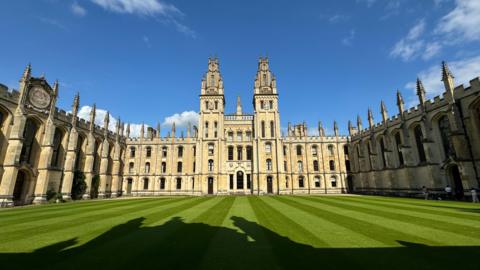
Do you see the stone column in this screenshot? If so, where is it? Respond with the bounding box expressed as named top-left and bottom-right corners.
top-left (98, 139), bottom-right (110, 198)
top-left (82, 133), bottom-right (96, 199)
top-left (61, 128), bottom-right (78, 200)
top-left (110, 142), bottom-right (122, 198)
top-left (33, 118), bottom-right (56, 204)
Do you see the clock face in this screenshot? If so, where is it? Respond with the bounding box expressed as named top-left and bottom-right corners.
top-left (28, 86), bottom-right (51, 109)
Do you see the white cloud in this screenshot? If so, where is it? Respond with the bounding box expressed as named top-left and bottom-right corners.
top-left (422, 42), bottom-right (442, 60)
top-left (356, 0), bottom-right (376, 8)
top-left (341, 29), bottom-right (355, 46)
top-left (142, 35), bottom-right (151, 48)
top-left (91, 0), bottom-right (182, 17)
top-left (161, 110), bottom-right (199, 129)
top-left (435, 0), bottom-right (480, 42)
top-left (328, 14), bottom-right (349, 24)
top-left (390, 19), bottom-right (427, 61)
top-left (71, 1), bottom-right (87, 17)
top-left (38, 17), bottom-right (68, 30)
top-left (405, 56), bottom-right (480, 104)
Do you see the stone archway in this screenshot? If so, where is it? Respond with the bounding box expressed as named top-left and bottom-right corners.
top-left (13, 170), bottom-right (30, 206)
top-left (448, 165), bottom-right (464, 200)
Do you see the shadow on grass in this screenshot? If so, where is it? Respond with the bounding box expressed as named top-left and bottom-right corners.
top-left (1, 216), bottom-right (479, 270)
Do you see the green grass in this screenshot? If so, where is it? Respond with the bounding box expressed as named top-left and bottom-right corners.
top-left (0, 195), bottom-right (479, 270)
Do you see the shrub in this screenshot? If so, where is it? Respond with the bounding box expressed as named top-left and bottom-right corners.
top-left (71, 171), bottom-right (87, 200)
top-left (90, 174), bottom-right (100, 199)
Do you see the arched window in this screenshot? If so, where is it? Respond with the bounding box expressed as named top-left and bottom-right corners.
top-left (329, 160), bottom-right (335, 171)
top-left (265, 142), bottom-right (272, 153)
top-left (162, 147), bottom-right (167, 157)
top-left (236, 131), bottom-right (242, 141)
top-left (227, 131), bottom-right (233, 141)
top-left (314, 176), bottom-right (321, 188)
top-left (210, 74), bottom-right (214, 86)
top-left (204, 121), bottom-right (209, 138)
top-left (177, 161), bottom-right (183, 172)
top-left (214, 121), bottom-right (218, 138)
top-left (312, 145), bottom-right (318, 156)
top-left (160, 178), bottom-right (166, 189)
top-left (237, 146), bottom-right (243, 160)
top-left (299, 176), bottom-right (305, 188)
top-left (208, 143), bottom-right (214, 156)
top-left (328, 145), bottom-right (335, 156)
top-left (394, 133), bottom-right (404, 166)
top-left (228, 146), bottom-right (234, 161)
top-left (313, 160), bottom-right (319, 171)
top-left (297, 161), bottom-right (303, 172)
top-left (246, 131), bottom-right (252, 141)
top-left (178, 146), bottom-right (183, 158)
top-left (246, 146), bottom-right (253, 161)
top-left (161, 162), bottom-right (166, 173)
top-left (208, 159), bottom-right (214, 172)
top-left (270, 121), bottom-right (274, 137)
top-left (51, 128), bottom-right (64, 168)
top-left (286, 176), bottom-right (289, 188)
top-left (261, 121), bottom-right (265, 138)
top-left (260, 101), bottom-right (264, 109)
top-left (146, 146), bottom-right (151, 157)
top-left (438, 115), bottom-right (454, 158)
top-left (129, 162), bottom-right (134, 173)
top-left (266, 159), bottom-right (272, 171)
top-left (330, 176), bottom-right (337, 187)
top-left (193, 146), bottom-right (196, 156)
top-left (176, 178), bottom-right (182, 190)
top-left (296, 145), bottom-right (302, 155)
top-left (379, 138), bottom-right (387, 168)
top-left (414, 125), bottom-right (426, 163)
top-left (214, 101), bottom-right (218, 110)
top-left (145, 162), bottom-right (150, 173)
top-left (283, 146), bottom-right (287, 156)
top-left (343, 145), bottom-right (349, 155)
top-left (143, 178), bottom-right (149, 190)
top-left (74, 135), bottom-right (85, 171)
top-left (284, 160), bottom-right (288, 171)
top-left (269, 100), bottom-right (273, 110)
top-left (130, 147), bottom-right (136, 158)
top-left (20, 118), bottom-right (38, 165)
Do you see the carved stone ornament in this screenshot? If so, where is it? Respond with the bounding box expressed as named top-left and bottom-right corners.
top-left (28, 86), bottom-right (51, 110)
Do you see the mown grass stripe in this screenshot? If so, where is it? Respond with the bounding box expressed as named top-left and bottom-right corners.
top-left (312, 196), bottom-right (480, 240)
top-left (280, 196), bottom-right (440, 246)
top-left (0, 197), bottom-right (189, 248)
top-left (265, 196), bottom-right (384, 247)
top-left (0, 198), bottom-right (161, 226)
top-left (0, 197), bottom-right (178, 237)
top-left (295, 196), bottom-right (480, 246)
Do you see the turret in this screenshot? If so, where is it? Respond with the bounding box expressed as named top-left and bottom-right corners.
top-left (236, 96), bottom-right (242, 115)
top-left (442, 61), bottom-right (455, 103)
top-left (333, 121), bottom-right (339, 137)
top-left (368, 108), bottom-right (374, 129)
top-left (380, 100), bottom-right (388, 124)
top-left (201, 57), bottom-right (224, 95)
top-left (396, 90), bottom-right (404, 115)
top-left (357, 115), bottom-right (363, 132)
top-left (416, 78), bottom-right (426, 106)
top-left (157, 122), bottom-right (161, 138)
top-left (89, 104), bottom-right (96, 132)
top-left (254, 57), bottom-right (277, 95)
top-left (140, 122), bottom-right (144, 139)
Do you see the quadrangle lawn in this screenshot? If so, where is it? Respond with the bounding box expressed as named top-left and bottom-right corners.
top-left (0, 195), bottom-right (479, 270)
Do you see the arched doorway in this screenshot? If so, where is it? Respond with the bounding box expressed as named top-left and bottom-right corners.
top-left (208, 177), bottom-right (214, 195)
top-left (13, 170), bottom-right (29, 205)
top-left (236, 171), bottom-right (244, 190)
top-left (266, 176), bottom-right (273, 194)
top-left (347, 175), bottom-right (354, 193)
top-left (449, 165), bottom-right (464, 199)
top-left (126, 178), bottom-right (133, 195)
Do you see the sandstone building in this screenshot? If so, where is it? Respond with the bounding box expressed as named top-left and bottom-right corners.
top-left (0, 58), bottom-right (349, 207)
top-left (347, 62), bottom-right (480, 199)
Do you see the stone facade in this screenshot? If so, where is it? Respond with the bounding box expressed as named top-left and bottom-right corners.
top-left (347, 62), bottom-right (480, 199)
top-left (0, 58), bottom-right (349, 207)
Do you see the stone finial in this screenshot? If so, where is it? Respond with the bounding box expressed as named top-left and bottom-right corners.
top-left (396, 90), bottom-right (404, 114)
top-left (441, 61), bottom-right (455, 101)
top-left (368, 108), bottom-right (374, 129)
top-left (49, 80), bottom-right (59, 117)
top-left (72, 92), bottom-right (80, 126)
top-left (120, 122), bottom-right (125, 137)
top-left (416, 78), bottom-right (426, 105)
top-left (126, 123), bottom-right (130, 138)
top-left (103, 111), bottom-right (110, 136)
top-left (157, 122), bottom-right (161, 138)
top-left (442, 61), bottom-right (454, 82)
top-left (348, 120), bottom-right (354, 136)
top-left (380, 100), bottom-right (388, 123)
top-left (236, 96), bottom-right (242, 115)
top-left (187, 122), bottom-right (191, 137)
top-left (140, 122), bottom-right (145, 138)
top-left (89, 104), bottom-right (96, 131)
top-left (357, 115), bottom-right (363, 131)
top-left (20, 63), bottom-right (31, 82)
top-left (318, 121), bottom-right (325, 137)
top-left (333, 120), bottom-right (339, 136)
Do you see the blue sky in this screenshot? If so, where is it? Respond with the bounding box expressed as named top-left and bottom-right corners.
top-left (1, 0), bottom-right (480, 136)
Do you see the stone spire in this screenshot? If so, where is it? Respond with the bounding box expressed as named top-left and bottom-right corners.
top-left (20, 63), bottom-right (31, 83)
top-left (396, 90), bottom-right (404, 115)
top-left (254, 57), bottom-right (277, 94)
top-left (442, 61), bottom-right (455, 102)
top-left (120, 122), bottom-right (125, 137)
top-left (49, 80), bottom-right (59, 117)
top-left (103, 111), bottom-right (110, 136)
top-left (157, 122), bottom-right (161, 138)
top-left (115, 117), bottom-right (121, 141)
top-left (71, 92), bottom-right (80, 126)
top-left (357, 115), bottom-right (363, 131)
top-left (380, 101), bottom-right (388, 123)
top-left (416, 78), bottom-right (426, 106)
top-left (187, 122), bottom-right (192, 137)
top-left (140, 122), bottom-right (144, 139)
top-left (348, 120), bottom-right (354, 136)
top-left (201, 57), bottom-right (224, 95)
top-left (236, 96), bottom-right (242, 115)
top-left (171, 122), bottom-right (176, 138)
top-left (126, 123), bottom-right (130, 138)
top-left (318, 121), bottom-right (325, 137)
top-left (368, 108), bottom-right (374, 129)
top-left (333, 121), bottom-right (339, 136)
top-left (89, 104), bottom-right (96, 132)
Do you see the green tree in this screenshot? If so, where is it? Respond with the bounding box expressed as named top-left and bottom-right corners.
top-left (71, 171), bottom-right (87, 200)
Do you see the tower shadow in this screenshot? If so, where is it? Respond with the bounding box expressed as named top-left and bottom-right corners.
top-left (0, 216), bottom-right (479, 270)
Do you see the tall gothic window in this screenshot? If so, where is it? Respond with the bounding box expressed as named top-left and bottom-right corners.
top-left (379, 138), bottom-right (387, 168)
top-left (328, 145), bottom-right (335, 156)
top-left (312, 145), bottom-right (318, 156)
top-left (299, 176), bottom-right (305, 188)
top-left (414, 125), bottom-right (426, 163)
top-left (204, 121), bottom-right (209, 138)
top-left (314, 176), bottom-right (321, 188)
top-left (270, 121), bottom-right (274, 137)
top-left (266, 159), bottom-right (272, 171)
top-left (297, 161), bottom-right (303, 172)
top-left (214, 121), bottom-right (218, 138)
top-left (214, 101), bottom-right (218, 110)
top-left (129, 162), bottom-right (134, 173)
top-left (246, 146), bottom-right (252, 161)
top-left (160, 178), bottom-right (165, 189)
top-left (394, 133), bottom-right (404, 166)
top-left (177, 161), bottom-right (182, 173)
top-left (176, 178), bottom-right (182, 190)
top-left (313, 160), bottom-right (319, 171)
top-left (162, 147), bottom-right (167, 157)
top-left (178, 146), bottom-right (183, 158)
top-left (228, 146), bottom-right (234, 161)
top-left (51, 128), bottom-right (63, 168)
top-left (438, 115), bottom-right (454, 158)
top-left (145, 162), bottom-right (150, 173)
top-left (261, 121), bottom-right (265, 138)
top-left (265, 142), bottom-right (272, 153)
top-left (146, 146), bottom-right (152, 158)
top-left (20, 118), bottom-right (38, 165)
top-left (296, 145), bottom-right (302, 155)
top-left (143, 178), bottom-right (149, 190)
top-left (208, 143), bottom-right (214, 155)
top-left (329, 160), bottom-right (335, 171)
top-left (208, 159), bottom-right (214, 172)
top-left (161, 162), bottom-right (166, 173)
top-left (130, 147), bottom-right (136, 158)
top-left (330, 176), bottom-right (337, 187)
top-left (237, 146), bottom-right (243, 160)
